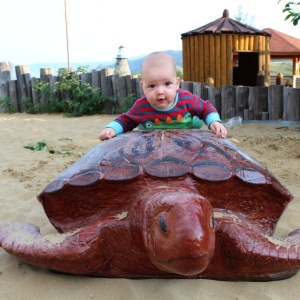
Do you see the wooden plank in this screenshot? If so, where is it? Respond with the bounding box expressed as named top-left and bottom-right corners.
top-left (194, 36), bottom-right (200, 82)
top-left (0, 60), bottom-right (12, 112)
top-left (244, 36), bottom-right (249, 51)
top-left (233, 35), bottom-right (238, 51)
top-left (40, 68), bottom-right (54, 79)
top-left (100, 69), bottom-right (114, 96)
top-left (226, 35), bottom-right (233, 85)
top-left (125, 75), bottom-right (133, 95)
top-left (182, 38), bottom-right (188, 80)
top-left (235, 86), bottom-right (249, 118)
top-left (209, 35), bottom-right (215, 81)
top-left (91, 69), bottom-right (101, 90)
top-left (184, 38), bottom-right (191, 81)
top-left (0, 69), bottom-right (10, 100)
top-left (248, 86), bottom-right (268, 119)
top-left (254, 36), bottom-right (259, 51)
top-left (265, 36), bottom-right (271, 85)
top-left (215, 35), bottom-right (221, 88)
top-left (181, 81), bottom-right (193, 92)
top-left (207, 87), bottom-right (221, 114)
top-left (221, 85), bottom-right (235, 120)
top-left (134, 77), bottom-right (142, 99)
top-left (249, 36), bottom-right (254, 51)
top-left (31, 77), bottom-right (40, 106)
top-left (268, 85), bottom-right (283, 120)
top-left (15, 65), bottom-right (30, 109)
top-left (192, 82), bottom-right (204, 98)
top-left (283, 87), bottom-right (300, 121)
top-left (204, 35), bottom-right (210, 81)
top-left (190, 36), bottom-right (196, 80)
top-left (0, 62), bottom-right (11, 101)
top-left (220, 35), bottom-right (227, 87)
top-left (113, 75), bottom-right (127, 111)
top-left (8, 80), bottom-right (19, 112)
top-left (199, 36), bottom-right (205, 82)
top-left (239, 35), bottom-right (245, 50)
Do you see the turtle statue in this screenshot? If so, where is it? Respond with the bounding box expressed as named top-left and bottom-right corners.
top-left (0, 129), bottom-right (299, 281)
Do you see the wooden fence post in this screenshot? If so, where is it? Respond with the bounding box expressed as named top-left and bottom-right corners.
top-left (207, 87), bottom-right (221, 115)
top-left (192, 82), bottom-right (204, 98)
top-left (221, 86), bottom-right (235, 120)
top-left (276, 73), bottom-right (283, 85)
top-left (112, 74), bottom-right (127, 111)
top-left (0, 61), bottom-right (12, 112)
top-left (39, 68), bottom-right (54, 106)
top-left (15, 65), bottom-right (31, 111)
top-left (235, 86), bottom-right (249, 118)
top-left (248, 87), bottom-right (268, 120)
top-left (283, 87), bottom-right (300, 121)
top-left (268, 85), bottom-right (283, 120)
top-left (180, 81), bottom-right (193, 92)
top-left (8, 80), bottom-right (19, 112)
top-left (91, 69), bottom-right (101, 90)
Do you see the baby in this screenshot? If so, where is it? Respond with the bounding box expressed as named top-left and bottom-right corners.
top-left (99, 52), bottom-right (227, 141)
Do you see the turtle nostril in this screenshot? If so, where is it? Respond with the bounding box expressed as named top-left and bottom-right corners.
top-left (159, 216), bottom-right (168, 233)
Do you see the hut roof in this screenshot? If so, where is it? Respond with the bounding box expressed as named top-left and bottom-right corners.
top-left (181, 9), bottom-right (271, 37)
top-left (264, 28), bottom-right (300, 55)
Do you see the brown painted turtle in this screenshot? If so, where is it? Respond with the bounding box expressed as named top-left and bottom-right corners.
top-left (0, 129), bottom-right (299, 281)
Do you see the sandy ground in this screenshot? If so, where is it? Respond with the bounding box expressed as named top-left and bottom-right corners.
top-left (0, 113), bottom-right (299, 300)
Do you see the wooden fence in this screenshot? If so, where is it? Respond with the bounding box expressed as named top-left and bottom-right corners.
top-left (0, 64), bottom-right (299, 121)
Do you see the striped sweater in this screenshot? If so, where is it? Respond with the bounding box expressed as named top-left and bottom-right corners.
top-left (106, 88), bottom-right (222, 135)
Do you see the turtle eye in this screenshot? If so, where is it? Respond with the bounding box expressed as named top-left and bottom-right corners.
top-left (145, 122), bottom-right (153, 128)
top-left (210, 216), bottom-right (215, 229)
top-left (159, 216), bottom-right (168, 233)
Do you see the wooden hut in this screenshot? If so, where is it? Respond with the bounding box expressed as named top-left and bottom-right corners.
top-left (181, 9), bottom-right (271, 87)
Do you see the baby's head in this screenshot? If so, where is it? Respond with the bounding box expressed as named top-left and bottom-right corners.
top-left (140, 52), bottom-right (180, 110)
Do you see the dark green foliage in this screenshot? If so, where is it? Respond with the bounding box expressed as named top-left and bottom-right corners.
top-left (24, 140), bottom-right (75, 156)
top-left (119, 94), bottom-right (137, 113)
top-left (0, 97), bottom-right (16, 113)
top-left (31, 66), bottom-right (106, 117)
top-left (281, 1), bottom-right (300, 25)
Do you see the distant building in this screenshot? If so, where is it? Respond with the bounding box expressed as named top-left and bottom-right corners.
top-left (264, 28), bottom-right (300, 76)
top-left (114, 46), bottom-right (131, 76)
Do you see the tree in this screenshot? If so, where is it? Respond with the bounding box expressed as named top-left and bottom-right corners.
top-left (234, 5), bottom-right (255, 26)
top-left (278, 1), bottom-right (300, 25)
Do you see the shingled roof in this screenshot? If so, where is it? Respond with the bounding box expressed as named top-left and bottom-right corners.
top-left (264, 28), bottom-right (300, 56)
top-left (181, 9), bottom-right (271, 37)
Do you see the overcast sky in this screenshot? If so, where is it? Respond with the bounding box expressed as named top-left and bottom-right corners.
top-left (1, 0), bottom-right (299, 66)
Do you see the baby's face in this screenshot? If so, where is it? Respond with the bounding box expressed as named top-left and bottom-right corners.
top-left (141, 65), bottom-right (180, 110)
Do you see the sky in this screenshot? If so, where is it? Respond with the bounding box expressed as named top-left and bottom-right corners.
top-left (1, 0), bottom-right (299, 67)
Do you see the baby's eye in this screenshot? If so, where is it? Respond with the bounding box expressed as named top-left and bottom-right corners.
top-left (149, 84), bottom-right (155, 88)
top-left (165, 82), bottom-right (171, 86)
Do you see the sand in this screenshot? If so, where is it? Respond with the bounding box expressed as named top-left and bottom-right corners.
top-left (0, 113), bottom-right (299, 300)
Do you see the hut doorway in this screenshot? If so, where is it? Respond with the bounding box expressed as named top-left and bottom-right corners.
top-left (233, 52), bottom-right (259, 86)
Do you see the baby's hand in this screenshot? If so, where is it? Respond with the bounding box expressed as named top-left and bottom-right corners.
top-left (210, 121), bottom-right (227, 139)
top-left (98, 128), bottom-right (116, 141)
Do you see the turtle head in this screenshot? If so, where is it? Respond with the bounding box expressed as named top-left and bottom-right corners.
top-left (142, 190), bottom-right (215, 276)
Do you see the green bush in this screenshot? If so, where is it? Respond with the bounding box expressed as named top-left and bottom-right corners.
top-left (0, 97), bottom-right (17, 113)
top-left (32, 66), bottom-right (104, 117)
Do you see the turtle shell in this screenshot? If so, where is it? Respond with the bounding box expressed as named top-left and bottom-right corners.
top-left (37, 130), bottom-right (293, 235)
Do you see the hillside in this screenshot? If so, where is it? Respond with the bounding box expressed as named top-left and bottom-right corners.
top-left (96, 50), bottom-right (183, 74)
top-left (19, 51), bottom-right (294, 78)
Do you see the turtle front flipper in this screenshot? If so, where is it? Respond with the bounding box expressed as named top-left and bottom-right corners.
top-left (0, 222), bottom-right (109, 275)
top-left (206, 211), bottom-right (300, 281)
